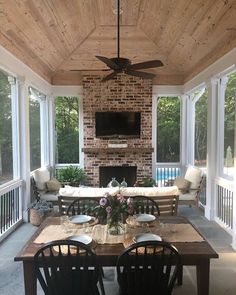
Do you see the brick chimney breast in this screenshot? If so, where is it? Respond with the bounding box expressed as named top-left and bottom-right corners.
top-left (82, 73), bottom-right (153, 187)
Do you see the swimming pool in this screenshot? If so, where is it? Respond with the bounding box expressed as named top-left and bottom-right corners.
top-left (156, 168), bottom-right (180, 181)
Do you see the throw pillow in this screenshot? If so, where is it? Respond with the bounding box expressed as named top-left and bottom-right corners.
top-left (46, 178), bottom-right (61, 192)
top-left (173, 177), bottom-right (191, 194)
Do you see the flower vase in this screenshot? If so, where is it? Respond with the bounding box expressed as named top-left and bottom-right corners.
top-left (107, 214), bottom-right (125, 235)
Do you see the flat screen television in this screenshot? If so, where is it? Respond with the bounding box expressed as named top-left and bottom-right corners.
top-left (95, 111), bottom-right (141, 138)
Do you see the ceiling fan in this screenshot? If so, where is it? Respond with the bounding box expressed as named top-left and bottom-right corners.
top-left (96, 0), bottom-right (164, 81)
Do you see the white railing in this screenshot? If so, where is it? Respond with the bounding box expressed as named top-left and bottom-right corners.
top-left (215, 177), bottom-right (234, 231)
top-left (155, 163), bottom-right (182, 187)
top-left (0, 179), bottom-right (23, 241)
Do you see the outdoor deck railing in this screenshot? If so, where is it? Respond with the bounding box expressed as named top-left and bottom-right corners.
top-left (215, 177), bottom-right (234, 230)
top-left (0, 180), bottom-right (23, 240)
top-left (156, 164), bottom-right (181, 187)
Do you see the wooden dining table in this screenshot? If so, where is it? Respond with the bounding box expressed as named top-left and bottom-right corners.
top-left (14, 215), bottom-right (218, 295)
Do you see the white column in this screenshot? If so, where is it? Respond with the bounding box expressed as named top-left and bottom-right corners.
top-left (47, 95), bottom-right (55, 169)
top-left (185, 94), bottom-right (195, 168)
top-left (151, 94), bottom-right (157, 179)
top-left (40, 95), bottom-right (48, 167)
top-left (180, 94), bottom-right (188, 174)
top-left (216, 76), bottom-right (228, 176)
top-left (232, 80), bottom-right (236, 250)
top-left (79, 95), bottom-right (84, 168)
top-left (205, 78), bottom-right (218, 220)
top-left (17, 77), bottom-right (31, 221)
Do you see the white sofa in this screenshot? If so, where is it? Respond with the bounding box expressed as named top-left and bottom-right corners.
top-left (59, 185), bottom-right (179, 198)
top-left (59, 185), bottom-right (180, 215)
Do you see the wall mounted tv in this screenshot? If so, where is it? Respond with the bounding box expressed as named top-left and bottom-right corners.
top-left (95, 111), bottom-right (141, 138)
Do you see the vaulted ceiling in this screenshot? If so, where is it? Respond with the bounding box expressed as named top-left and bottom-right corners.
top-left (0, 0), bottom-right (236, 85)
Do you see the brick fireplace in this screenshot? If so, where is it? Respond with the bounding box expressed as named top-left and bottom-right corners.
top-left (82, 74), bottom-right (153, 187)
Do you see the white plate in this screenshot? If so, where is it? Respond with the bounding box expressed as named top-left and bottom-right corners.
top-left (67, 234), bottom-right (92, 245)
top-left (133, 233), bottom-right (162, 243)
top-left (68, 215), bottom-right (92, 224)
top-left (135, 214), bottom-right (156, 223)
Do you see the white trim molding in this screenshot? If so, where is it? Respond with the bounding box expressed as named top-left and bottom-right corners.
top-left (184, 47), bottom-right (236, 93)
top-left (152, 85), bottom-right (183, 96)
top-left (52, 85), bottom-right (83, 97)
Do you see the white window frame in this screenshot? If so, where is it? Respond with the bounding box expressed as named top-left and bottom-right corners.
top-left (190, 86), bottom-right (207, 167)
top-left (152, 86), bottom-right (183, 181)
top-left (155, 95), bottom-right (182, 164)
top-left (28, 86), bottom-right (48, 171)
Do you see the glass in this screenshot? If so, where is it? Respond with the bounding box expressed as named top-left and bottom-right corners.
top-left (0, 70), bottom-right (13, 185)
top-left (55, 96), bottom-right (79, 164)
top-left (223, 72), bottom-right (235, 178)
top-left (156, 96), bottom-right (180, 162)
top-left (29, 88), bottom-right (41, 171)
top-left (194, 88), bottom-right (208, 168)
top-left (107, 213), bottom-right (125, 235)
top-left (120, 178), bottom-right (127, 187)
top-left (107, 177), bottom-right (120, 187)
top-left (60, 215), bottom-right (72, 234)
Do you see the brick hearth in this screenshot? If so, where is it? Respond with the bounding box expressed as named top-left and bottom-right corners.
top-left (82, 74), bottom-right (153, 186)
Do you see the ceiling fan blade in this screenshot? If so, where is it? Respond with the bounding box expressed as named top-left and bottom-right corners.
top-left (102, 71), bottom-right (118, 82)
top-left (96, 56), bottom-right (120, 70)
top-left (70, 69), bottom-right (111, 72)
top-left (125, 69), bottom-right (155, 79)
top-left (128, 60), bottom-right (164, 70)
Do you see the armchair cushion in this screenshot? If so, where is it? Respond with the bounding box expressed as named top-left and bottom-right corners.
top-left (179, 190), bottom-right (198, 201)
top-left (33, 168), bottom-right (50, 191)
top-left (184, 166), bottom-right (203, 190)
top-left (46, 178), bottom-right (61, 192)
top-left (173, 177), bottom-right (191, 194)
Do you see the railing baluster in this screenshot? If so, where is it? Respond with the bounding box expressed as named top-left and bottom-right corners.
top-left (216, 182), bottom-right (234, 229)
top-left (0, 183), bottom-right (22, 239)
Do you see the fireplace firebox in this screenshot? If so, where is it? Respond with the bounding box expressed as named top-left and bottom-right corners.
top-left (99, 166), bottom-right (137, 187)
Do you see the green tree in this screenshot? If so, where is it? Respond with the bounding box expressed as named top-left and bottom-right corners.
top-left (156, 97), bottom-right (180, 162)
top-left (29, 95), bottom-right (41, 171)
top-left (55, 97), bottom-right (79, 163)
top-left (224, 72), bottom-right (236, 157)
top-left (0, 71), bottom-right (13, 183)
top-left (195, 90), bottom-right (208, 166)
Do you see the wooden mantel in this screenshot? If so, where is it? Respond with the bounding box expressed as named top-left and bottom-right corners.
top-left (82, 147), bottom-right (154, 154)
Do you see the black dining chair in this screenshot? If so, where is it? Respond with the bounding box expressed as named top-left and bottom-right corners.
top-left (34, 240), bottom-right (105, 295)
top-left (131, 195), bottom-right (160, 217)
top-left (131, 195), bottom-right (183, 286)
top-left (66, 197), bottom-right (99, 216)
top-left (116, 241), bottom-right (181, 295)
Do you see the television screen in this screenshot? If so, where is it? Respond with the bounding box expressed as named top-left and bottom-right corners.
top-left (95, 112), bottom-right (141, 138)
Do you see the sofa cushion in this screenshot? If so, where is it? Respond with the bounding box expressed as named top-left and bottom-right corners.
top-left (184, 166), bottom-right (203, 190)
top-left (46, 178), bottom-right (61, 192)
top-left (179, 190), bottom-right (197, 201)
top-left (59, 186), bottom-right (120, 198)
top-left (39, 192), bottom-right (59, 202)
top-left (174, 177), bottom-right (191, 194)
top-left (119, 186), bottom-right (179, 197)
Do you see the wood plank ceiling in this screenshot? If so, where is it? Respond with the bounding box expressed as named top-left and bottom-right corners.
top-left (0, 0), bottom-right (236, 85)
